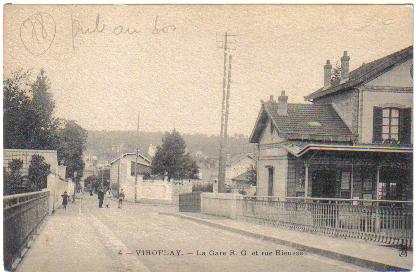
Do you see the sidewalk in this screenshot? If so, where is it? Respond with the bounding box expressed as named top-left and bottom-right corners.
top-left (16, 197), bottom-right (120, 272)
top-left (160, 212), bottom-right (413, 271)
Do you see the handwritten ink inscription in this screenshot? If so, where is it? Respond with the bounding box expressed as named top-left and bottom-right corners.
top-left (20, 12), bottom-right (56, 56)
top-left (20, 11), bottom-right (176, 55)
top-left (70, 13), bottom-right (176, 50)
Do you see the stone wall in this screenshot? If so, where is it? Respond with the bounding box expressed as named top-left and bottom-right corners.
top-left (201, 193), bottom-right (243, 219)
top-left (136, 180), bottom-right (193, 205)
top-left (46, 175), bottom-right (69, 214)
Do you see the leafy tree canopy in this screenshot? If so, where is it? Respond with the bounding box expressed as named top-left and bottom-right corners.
top-left (3, 69), bottom-right (88, 193)
top-left (152, 129), bottom-right (199, 180)
top-left (28, 155), bottom-right (51, 191)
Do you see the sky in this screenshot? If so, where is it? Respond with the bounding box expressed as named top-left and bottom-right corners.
top-left (3, 5), bottom-right (413, 136)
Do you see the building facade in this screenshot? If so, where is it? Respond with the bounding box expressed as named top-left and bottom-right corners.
top-left (250, 46), bottom-right (413, 201)
top-left (109, 152), bottom-right (152, 201)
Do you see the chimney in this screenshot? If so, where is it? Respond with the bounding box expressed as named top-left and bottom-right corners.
top-left (324, 60), bottom-right (332, 88)
top-left (269, 95), bottom-right (274, 102)
top-left (341, 51), bottom-right (350, 80)
top-left (278, 90), bottom-right (288, 116)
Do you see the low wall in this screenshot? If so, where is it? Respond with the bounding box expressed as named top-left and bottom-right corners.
top-left (137, 180), bottom-right (193, 205)
top-left (201, 193), bottom-right (243, 219)
top-left (46, 175), bottom-right (69, 213)
top-left (4, 191), bottom-right (50, 270)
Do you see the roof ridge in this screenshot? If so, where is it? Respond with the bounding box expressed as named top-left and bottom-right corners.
top-left (306, 45), bottom-right (413, 100)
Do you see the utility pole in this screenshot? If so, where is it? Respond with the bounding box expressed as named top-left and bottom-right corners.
top-left (217, 32), bottom-right (236, 193)
top-left (112, 144), bottom-right (122, 196)
top-left (135, 112), bottom-right (140, 203)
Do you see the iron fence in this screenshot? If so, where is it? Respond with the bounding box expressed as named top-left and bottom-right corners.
top-left (3, 191), bottom-right (50, 270)
top-left (200, 194), bottom-right (412, 247)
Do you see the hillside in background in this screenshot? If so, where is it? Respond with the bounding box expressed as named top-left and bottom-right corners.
top-left (86, 130), bottom-right (255, 162)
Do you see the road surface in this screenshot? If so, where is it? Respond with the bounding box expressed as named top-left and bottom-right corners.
top-left (18, 193), bottom-right (370, 272)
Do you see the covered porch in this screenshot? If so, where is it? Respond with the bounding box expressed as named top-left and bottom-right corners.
top-left (286, 144), bottom-right (413, 202)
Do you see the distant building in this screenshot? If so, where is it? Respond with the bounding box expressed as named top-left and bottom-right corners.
top-left (83, 155), bottom-right (98, 178)
top-left (109, 152), bottom-right (152, 201)
top-left (211, 153), bottom-right (256, 193)
top-left (226, 153), bottom-right (255, 182)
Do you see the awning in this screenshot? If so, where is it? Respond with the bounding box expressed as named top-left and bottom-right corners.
top-left (284, 143), bottom-right (413, 158)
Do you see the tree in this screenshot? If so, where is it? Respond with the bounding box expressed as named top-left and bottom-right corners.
top-left (3, 70), bottom-right (33, 149)
top-left (179, 153), bottom-right (200, 179)
top-left (29, 69), bottom-right (59, 149)
top-left (331, 62), bottom-right (342, 86)
top-left (28, 155), bottom-right (51, 191)
top-left (3, 69), bottom-right (58, 149)
top-left (4, 159), bottom-right (24, 195)
top-left (151, 129), bottom-right (199, 180)
top-left (56, 120), bottom-right (88, 182)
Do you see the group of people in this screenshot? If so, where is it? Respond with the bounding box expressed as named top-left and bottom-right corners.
top-left (96, 188), bottom-right (125, 209)
top-left (61, 187), bottom-right (126, 210)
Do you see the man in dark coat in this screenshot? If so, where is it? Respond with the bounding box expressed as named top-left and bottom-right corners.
top-left (98, 188), bottom-right (105, 208)
top-left (61, 191), bottom-right (70, 210)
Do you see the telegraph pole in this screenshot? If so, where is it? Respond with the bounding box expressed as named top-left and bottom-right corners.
top-left (217, 32), bottom-right (236, 193)
top-left (112, 144), bottom-right (122, 196)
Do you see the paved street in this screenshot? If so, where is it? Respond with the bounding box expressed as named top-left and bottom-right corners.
top-left (18, 193), bottom-right (370, 272)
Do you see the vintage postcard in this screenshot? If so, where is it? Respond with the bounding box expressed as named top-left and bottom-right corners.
top-left (2, 4), bottom-right (413, 272)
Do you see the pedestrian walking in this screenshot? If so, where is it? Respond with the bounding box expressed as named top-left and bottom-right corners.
top-left (61, 191), bottom-right (70, 210)
top-left (105, 189), bottom-right (111, 208)
top-left (98, 188), bottom-right (105, 208)
top-left (118, 189), bottom-right (125, 209)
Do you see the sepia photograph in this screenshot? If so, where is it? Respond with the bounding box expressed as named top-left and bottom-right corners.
top-left (2, 3), bottom-right (414, 272)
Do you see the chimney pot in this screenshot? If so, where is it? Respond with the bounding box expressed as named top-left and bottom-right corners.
top-left (324, 60), bottom-right (332, 88)
top-left (278, 91), bottom-right (288, 116)
top-left (341, 51), bottom-right (350, 80)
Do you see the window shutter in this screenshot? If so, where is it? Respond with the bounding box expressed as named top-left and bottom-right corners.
top-left (399, 108), bottom-right (412, 144)
top-left (373, 107), bottom-right (382, 143)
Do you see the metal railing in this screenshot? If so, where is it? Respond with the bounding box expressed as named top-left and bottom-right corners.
top-left (239, 196), bottom-right (413, 247)
top-left (200, 193), bottom-right (412, 247)
top-left (4, 191), bottom-right (50, 270)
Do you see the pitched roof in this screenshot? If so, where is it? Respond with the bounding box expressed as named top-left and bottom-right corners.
top-left (109, 152), bottom-right (152, 166)
top-left (306, 46), bottom-right (413, 101)
top-left (249, 101), bottom-right (352, 143)
top-left (231, 171), bottom-right (253, 183)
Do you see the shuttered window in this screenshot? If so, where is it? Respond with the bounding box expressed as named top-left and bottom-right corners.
top-left (399, 108), bottom-right (412, 144)
top-left (373, 107), bottom-right (383, 143)
top-left (373, 107), bottom-right (412, 144)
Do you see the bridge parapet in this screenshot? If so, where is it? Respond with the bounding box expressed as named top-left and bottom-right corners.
top-left (4, 191), bottom-right (50, 271)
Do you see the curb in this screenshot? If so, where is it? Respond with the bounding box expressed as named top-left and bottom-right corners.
top-left (160, 212), bottom-right (410, 272)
